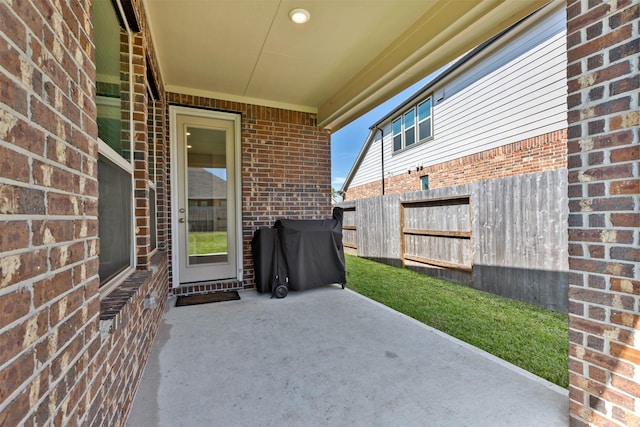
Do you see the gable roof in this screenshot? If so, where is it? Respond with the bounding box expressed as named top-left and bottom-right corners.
top-left (340, 6), bottom-right (541, 194)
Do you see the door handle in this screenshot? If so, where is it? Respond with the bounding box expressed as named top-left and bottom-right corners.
top-left (179, 218), bottom-right (185, 223)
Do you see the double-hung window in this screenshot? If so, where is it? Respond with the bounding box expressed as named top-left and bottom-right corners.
top-left (392, 117), bottom-right (403, 152)
top-left (392, 95), bottom-right (433, 153)
top-left (94, 0), bottom-right (135, 291)
top-left (418, 98), bottom-right (432, 140)
top-left (403, 109), bottom-right (416, 147)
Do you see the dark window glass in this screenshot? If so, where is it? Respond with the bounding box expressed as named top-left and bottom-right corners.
top-left (419, 118), bottom-right (431, 140)
top-left (98, 155), bottom-right (132, 284)
top-left (392, 118), bottom-right (402, 151)
top-left (421, 175), bottom-right (429, 190)
top-left (404, 109), bottom-right (415, 146)
top-left (393, 135), bottom-right (402, 151)
top-left (418, 98), bottom-right (432, 141)
top-left (150, 186), bottom-right (157, 251)
top-left (405, 127), bottom-right (415, 146)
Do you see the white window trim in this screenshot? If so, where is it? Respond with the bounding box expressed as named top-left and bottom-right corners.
top-left (98, 9), bottom-right (136, 297)
top-left (403, 108), bottom-right (416, 147)
top-left (392, 95), bottom-right (434, 154)
top-left (417, 97), bottom-right (433, 143)
top-left (97, 139), bottom-right (137, 298)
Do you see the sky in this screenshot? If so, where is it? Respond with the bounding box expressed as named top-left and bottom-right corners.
top-left (330, 75), bottom-right (437, 191)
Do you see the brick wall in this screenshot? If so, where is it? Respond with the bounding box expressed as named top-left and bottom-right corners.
top-left (566, 0), bottom-right (639, 425)
top-left (2, 0), bottom-right (635, 425)
top-left (0, 0), bottom-right (170, 425)
top-left (91, 252), bottom-right (168, 425)
top-left (346, 129), bottom-right (568, 200)
top-left (165, 93), bottom-right (332, 291)
top-left (0, 0), bottom-right (99, 423)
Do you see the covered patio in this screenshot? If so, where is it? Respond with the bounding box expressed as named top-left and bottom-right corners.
top-left (0, 0), bottom-right (636, 425)
top-left (127, 287), bottom-right (568, 426)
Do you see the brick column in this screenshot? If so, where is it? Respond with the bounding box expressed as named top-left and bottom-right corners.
top-left (121, 31), bottom-right (151, 270)
top-left (566, 1), bottom-right (639, 425)
top-left (132, 33), bottom-right (151, 269)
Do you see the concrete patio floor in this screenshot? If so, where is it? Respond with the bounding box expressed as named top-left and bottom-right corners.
top-left (127, 286), bottom-right (568, 426)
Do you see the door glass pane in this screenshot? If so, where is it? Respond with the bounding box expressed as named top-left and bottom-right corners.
top-left (185, 126), bottom-right (228, 266)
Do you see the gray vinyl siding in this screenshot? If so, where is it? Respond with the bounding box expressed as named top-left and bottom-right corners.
top-left (349, 3), bottom-right (566, 189)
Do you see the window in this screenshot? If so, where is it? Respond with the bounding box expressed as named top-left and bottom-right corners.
top-left (421, 175), bottom-right (429, 190)
top-left (392, 117), bottom-right (402, 152)
top-left (94, 0), bottom-right (134, 288)
top-left (418, 98), bottom-right (432, 141)
top-left (403, 109), bottom-right (416, 147)
top-left (97, 154), bottom-right (133, 283)
top-left (392, 96), bottom-right (433, 153)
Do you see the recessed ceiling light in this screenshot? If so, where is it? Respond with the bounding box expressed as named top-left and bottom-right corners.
top-left (289, 8), bottom-right (310, 24)
top-left (186, 144), bottom-right (193, 149)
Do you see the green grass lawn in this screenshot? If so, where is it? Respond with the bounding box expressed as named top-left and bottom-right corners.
top-left (345, 254), bottom-right (569, 388)
top-left (189, 231), bottom-right (227, 255)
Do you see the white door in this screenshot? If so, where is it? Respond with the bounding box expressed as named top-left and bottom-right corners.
top-left (170, 107), bottom-right (242, 286)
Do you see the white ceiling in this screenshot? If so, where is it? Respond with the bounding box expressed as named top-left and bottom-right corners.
top-left (142, 0), bottom-right (549, 130)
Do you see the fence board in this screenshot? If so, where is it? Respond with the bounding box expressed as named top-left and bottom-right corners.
top-left (354, 195), bottom-right (401, 266)
top-left (340, 202), bottom-right (357, 251)
top-left (401, 195), bottom-right (472, 271)
top-left (339, 169), bottom-right (568, 312)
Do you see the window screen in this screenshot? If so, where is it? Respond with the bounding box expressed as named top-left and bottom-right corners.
top-left (98, 155), bottom-right (132, 284)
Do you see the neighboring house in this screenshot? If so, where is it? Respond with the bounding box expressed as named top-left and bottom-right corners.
top-left (187, 168), bottom-right (227, 206)
top-left (0, 0), bottom-right (637, 426)
top-left (187, 168), bottom-right (227, 232)
top-left (342, 2), bottom-right (567, 199)
top-left (338, 2), bottom-right (570, 312)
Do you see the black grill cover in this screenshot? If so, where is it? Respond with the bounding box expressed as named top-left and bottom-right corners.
top-left (273, 207), bottom-right (345, 291)
top-left (251, 228), bottom-right (286, 294)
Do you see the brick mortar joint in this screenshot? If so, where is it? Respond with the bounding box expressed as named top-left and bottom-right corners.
top-left (99, 251), bottom-right (168, 336)
top-left (0, 141), bottom-right (98, 182)
top-left (2, 316), bottom-right (100, 422)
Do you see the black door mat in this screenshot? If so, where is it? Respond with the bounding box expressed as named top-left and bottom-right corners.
top-left (175, 291), bottom-right (240, 307)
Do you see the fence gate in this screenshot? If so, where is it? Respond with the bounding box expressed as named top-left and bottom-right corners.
top-left (400, 195), bottom-right (472, 271)
top-left (341, 203), bottom-right (357, 251)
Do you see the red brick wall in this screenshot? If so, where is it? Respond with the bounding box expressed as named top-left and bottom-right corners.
top-left (0, 1), bottom-right (170, 425)
top-left (346, 129), bottom-right (568, 200)
top-left (165, 93), bottom-right (333, 290)
top-left (566, 0), bottom-right (639, 425)
top-left (91, 253), bottom-right (168, 425)
top-left (0, 0), bottom-right (100, 424)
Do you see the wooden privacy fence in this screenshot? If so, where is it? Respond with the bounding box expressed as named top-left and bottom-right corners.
top-left (188, 206), bottom-right (227, 232)
top-left (338, 169), bottom-right (569, 312)
top-left (401, 196), bottom-right (472, 271)
top-left (341, 203), bottom-right (357, 250)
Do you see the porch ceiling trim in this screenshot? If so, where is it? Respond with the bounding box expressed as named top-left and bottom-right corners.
top-left (318, 0), bottom-right (551, 130)
top-left (142, 0), bottom-right (551, 131)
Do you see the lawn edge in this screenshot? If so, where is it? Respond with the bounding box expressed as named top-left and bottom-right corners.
top-left (344, 287), bottom-right (569, 394)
